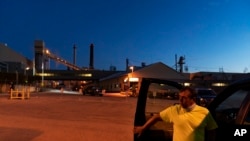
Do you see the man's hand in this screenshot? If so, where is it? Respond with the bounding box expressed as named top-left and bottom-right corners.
top-left (133, 114), bottom-right (162, 138)
top-left (133, 126), bottom-right (144, 137)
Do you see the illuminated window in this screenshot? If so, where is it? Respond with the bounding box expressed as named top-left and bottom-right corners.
top-left (129, 77), bottom-right (139, 82)
top-left (212, 83), bottom-right (227, 87)
top-left (79, 73), bottom-right (92, 77)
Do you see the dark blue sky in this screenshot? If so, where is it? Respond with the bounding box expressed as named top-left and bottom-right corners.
top-left (1, 0), bottom-right (250, 72)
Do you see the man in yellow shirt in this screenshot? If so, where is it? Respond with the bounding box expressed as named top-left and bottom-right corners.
top-left (134, 87), bottom-right (218, 141)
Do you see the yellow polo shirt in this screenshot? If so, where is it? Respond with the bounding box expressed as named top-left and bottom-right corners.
top-left (160, 104), bottom-right (218, 141)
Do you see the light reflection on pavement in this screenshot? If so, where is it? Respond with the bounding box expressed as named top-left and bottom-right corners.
top-left (43, 88), bottom-right (129, 97)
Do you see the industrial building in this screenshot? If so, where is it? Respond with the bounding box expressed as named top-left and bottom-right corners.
top-left (1, 40), bottom-right (250, 94)
top-left (0, 43), bottom-right (33, 73)
top-left (0, 40), bottom-right (120, 92)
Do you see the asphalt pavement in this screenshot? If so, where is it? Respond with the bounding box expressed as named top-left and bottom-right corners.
top-left (0, 92), bottom-right (137, 141)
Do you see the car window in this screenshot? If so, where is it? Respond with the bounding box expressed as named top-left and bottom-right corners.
top-left (216, 90), bottom-right (248, 110)
top-left (146, 83), bottom-right (180, 114)
top-left (198, 89), bottom-right (216, 96)
top-left (215, 89), bottom-right (248, 124)
top-left (143, 82), bottom-right (180, 139)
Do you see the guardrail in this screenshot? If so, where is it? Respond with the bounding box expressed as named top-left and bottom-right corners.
top-left (10, 87), bottom-right (30, 100)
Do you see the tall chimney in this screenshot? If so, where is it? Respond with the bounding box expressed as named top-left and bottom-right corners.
top-left (89, 43), bottom-right (94, 69)
top-left (126, 58), bottom-right (129, 71)
top-left (34, 40), bottom-right (45, 70)
top-left (73, 44), bottom-right (76, 65)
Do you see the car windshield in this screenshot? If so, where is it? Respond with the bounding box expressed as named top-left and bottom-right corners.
top-left (216, 90), bottom-right (248, 110)
top-left (214, 89), bottom-right (249, 124)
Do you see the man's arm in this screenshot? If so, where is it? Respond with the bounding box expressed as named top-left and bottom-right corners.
top-left (134, 114), bottom-right (162, 137)
top-left (205, 111), bottom-right (218, 141)
top-left (206, 129), bottom-right (217, 141)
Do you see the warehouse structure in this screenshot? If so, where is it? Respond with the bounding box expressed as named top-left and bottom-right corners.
top-left (0, 43), bottom-right (33, 73)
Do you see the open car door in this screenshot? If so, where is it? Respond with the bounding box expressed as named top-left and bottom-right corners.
top-left (134, 78), bottom-right (183, 141)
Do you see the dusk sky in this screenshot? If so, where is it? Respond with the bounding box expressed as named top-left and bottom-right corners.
top-left (1, 0), bottom-right (249, 73)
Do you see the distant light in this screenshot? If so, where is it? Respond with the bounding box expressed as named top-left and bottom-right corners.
top-left (184, 83), bottom-right (191, 86)
top-left (212, 83), bottom-right (227, 87)
top-left (81, 81), bottom-right (87, 84)
top-left (79, 73), bottom-right (92, 77)
top-left (36, 72), bottom-right (54, 76)
top-left (124, 77), bottom-right (128, 82)
top-left (129, 77), bottom-right (138, 82)
top-left (46, 49), bottom-right (50, 54)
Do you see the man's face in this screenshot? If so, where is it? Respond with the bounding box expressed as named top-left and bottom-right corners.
top-left (179, 90), bottom-right (194, 108)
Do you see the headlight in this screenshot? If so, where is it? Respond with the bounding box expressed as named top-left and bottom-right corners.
top-left (199, 98), bottom-right (207, 107)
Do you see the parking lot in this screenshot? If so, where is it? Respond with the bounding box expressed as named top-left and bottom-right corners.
top-left (0, 93), bottom-right (137, 141)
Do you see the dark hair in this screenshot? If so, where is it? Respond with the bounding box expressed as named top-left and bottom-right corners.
top-left (180, 87), bottom-right (196, 99)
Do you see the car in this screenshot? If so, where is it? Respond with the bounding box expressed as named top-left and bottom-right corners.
top-left (82, 86), bottom-right (102, 96)
top-left (56, 83), bottom-right (65, 89)
top-left (71, 85), bottom-right (83, 91)
top-left (207, 77), bottom-right (250, 141)
top-left (194, 87), bottom-right (217, 107)
top-left (133, 77), bottom-right (250, 141)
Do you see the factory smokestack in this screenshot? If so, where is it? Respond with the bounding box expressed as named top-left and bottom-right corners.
top-left (73, 44), bottom-right (76, 65)
top-left (126, 58), bottom-right (129, 71)
top-left (89, 43), bottom-right (94, 69)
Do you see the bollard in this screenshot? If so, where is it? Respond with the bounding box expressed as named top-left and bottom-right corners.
top-left (102, 89), bottom-right (106, 95)
top-left (21, 89), bottom-right (25, 100)
top-left (26, 86), bottom-right (30, 99)
top-left (10, 89), bottom-right (13, 99)
top-left (61, 88), bottom-right (64, 93)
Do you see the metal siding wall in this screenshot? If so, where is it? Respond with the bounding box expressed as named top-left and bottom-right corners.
top-left (0, 43), bottom-right (32, 72)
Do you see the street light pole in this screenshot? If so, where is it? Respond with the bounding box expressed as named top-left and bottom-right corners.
top-left (42, 62), bottom-right (44, 87)
top-left (130, 66), bottom-right (134, 78)
top-left (25, 67), bottom-right (30, 84)
top-left (16, 70), bottom-right (18, 85)
top-left (129, 66), bottom-right (136, 97)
